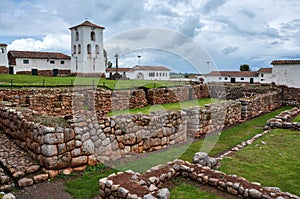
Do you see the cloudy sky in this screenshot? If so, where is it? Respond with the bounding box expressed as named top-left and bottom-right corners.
top-left (0, 0), bottom-right (299, 73)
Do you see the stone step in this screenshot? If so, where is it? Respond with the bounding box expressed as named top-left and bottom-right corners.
top-left (0, 131), bottom-right (48, 191)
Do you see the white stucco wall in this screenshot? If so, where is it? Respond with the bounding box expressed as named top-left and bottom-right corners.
top-left (0, 45), bottom-right (8, 67)
top-left (71, 26), bottom-right (105, 73)
top-left (204, 76), bottom-right (259, 83)
top-left (272, 64), bottom-right (300, 88)
top-left (258, 72), bottom-right (273, 84)
top-left (105, 69), bottom-right (170, 80)
top-left (12, 58), bottom-right (70, 74)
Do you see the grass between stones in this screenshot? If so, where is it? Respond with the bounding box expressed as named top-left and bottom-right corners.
top-left (0, 74), bottom-right (187, 89)
top-left (108, 98), bottom-right (224, 116)
top-left (219, 128), bottom-right (300, 196)
top-left (63, 106), bottom-right (294, 199)
top-left (292, 114), bottom-right (300, 122)
top-left (169, 181), bottom-right (222, 199)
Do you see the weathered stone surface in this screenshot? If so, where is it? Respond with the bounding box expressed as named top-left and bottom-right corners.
top-left (249, 188), bottom-right (262, 198)
top-left (18, 178), bottom-right (34, 187)
top-left (71, 156), bottom-right (88, 167)
top-left (33, 174), bottom-right (49, 183)
top-left (82, 140), bottom-right (95, 155)
top-left (157, 188), bottom-right (170, 199)
top-left (41, 144), bottom-right (58, 157)
top-left (43, 133), bottom-right (64, 144)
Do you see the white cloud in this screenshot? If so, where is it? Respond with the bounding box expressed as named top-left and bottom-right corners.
top-left (1, 0), bottom-right (299, 71)
top-left (8, 34), bottom-right (70, 53)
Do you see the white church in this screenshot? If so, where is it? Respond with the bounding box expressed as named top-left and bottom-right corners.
top-left (69, 21), bottom-right (106, 75)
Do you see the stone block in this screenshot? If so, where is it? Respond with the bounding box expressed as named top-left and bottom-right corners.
top-left (71, 156), bottom-right (88, 167)
top-left (43, 133), bottom-right (64, 144)
top-left (41, 144), bottom-right (58, 157)
top-left (18, 178), bottom-right (34, 188)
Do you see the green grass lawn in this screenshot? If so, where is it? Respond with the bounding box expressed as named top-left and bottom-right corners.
top-left (0, 74), bottom-right (188, 89)
top-left (292, 114), bottom-right (300, 122)
top-left (170, 181), bottom-right (222, 199)
top-left (109, 98), bottom-right (224, 116)
top-left (219, 128), bottom-right (300, 196)
top-left (64, 165), bottom-right (117, 199)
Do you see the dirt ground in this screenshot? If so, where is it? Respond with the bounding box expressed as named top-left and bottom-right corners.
top-left (14, 180), bottom-right (73, 199)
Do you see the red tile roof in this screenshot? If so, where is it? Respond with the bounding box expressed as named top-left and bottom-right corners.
top-left (8, 51), bottom-right (71, 60)
top-left (205, 71), bottom-right (258, 77)
top-left (106, 68), bottom-right (131, 72)
top-left (0, 44), bottom-right (7, 46)
top-left (132, 65), bottom-right (170, 71)
top-left (271, 60), bottom-right (300, 65)
top-left (257, 68), bottom-right (272, 73)
top-left (69, 20), bottom-right (105, 29)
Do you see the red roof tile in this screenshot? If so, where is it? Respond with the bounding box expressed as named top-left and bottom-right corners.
top-left (0, 44), bottom-right (7, 46)
top-left (257, 68), bottom-right (272, 73)
top-left (133, 65), bottom-right (170, 71)
top-left (106, 68), bottom-right (131, 72)
top-left (271, 60), bottom-right (300, 65)
top-left (205, 71), bottom-right (258, 77)
top-left (69, 20), bottom-right (105, 29)
top-left (8, 51), bottom-right (70, 59)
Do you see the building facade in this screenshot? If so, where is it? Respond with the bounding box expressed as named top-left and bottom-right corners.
top-left (69, 21), bottom-right (106, 74)
top-left (0, 44), bottom-right (8, 67)
top-left (8, 51), bottom-right (71, 75)
top-left (257, 68), bottom-right (273, 84)
top-left (106, 65), bottom-right (171, 80)
top-left (203, 71), bottom-right (259, 84)
top-left (272, 60), bottom-right (300, 88)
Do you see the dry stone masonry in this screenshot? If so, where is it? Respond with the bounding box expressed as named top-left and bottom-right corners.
top-left (266, 107), bottom-right (300, 130)
top-left (99, 159), bottom-right (299, 199)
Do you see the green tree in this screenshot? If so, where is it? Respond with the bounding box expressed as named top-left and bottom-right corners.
top-left (240, 64), bottom-right (251, 71)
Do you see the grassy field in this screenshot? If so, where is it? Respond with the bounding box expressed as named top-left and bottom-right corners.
top-left (109, 98), bottom-right (224, 116)
top-left (292, 114), bottom-right (300, 122)
top-left (63, 107), bottom-right (294, 199)
top-left (219, 128), bottom-right (300, 196)
top-left (0, 74), bottom-right (188, 89)
top-left (170, 181), bottom-right (222, 199)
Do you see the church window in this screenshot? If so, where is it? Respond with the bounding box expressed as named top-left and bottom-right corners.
top-left (76, 31), bottom-right (79, 41)
top-left (91, 31), bottom-right (95, 41)
top-left (95, 45), bottom-right (100, 54)
top-left (87, 44), bottom-right (91, 54)
top-left (23, 60), bottom-right (29, 64)
top-left (73, 45), bottom-right (76, 54)
top-left (78, 44), bottom-right (81, 54)
top-left (0, 48), bottom-right (4, 53)
top-left (50, 60), bottom-right (55, 64)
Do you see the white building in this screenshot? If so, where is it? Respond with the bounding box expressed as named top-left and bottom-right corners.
top-left (204, 71), bottom-right (259, 84)
top-left (8, 51), bottom-right (71, 75)
top-left (106, 65), bottom-right (171, 80)
top-left (69, 21), bottom-right (106, 74)
top-left (0, 44), bottom-right (8, 67)
top-left (272, 60), bottom-right (300, 88)
top-left (257, 68), bottom-right (273, 84)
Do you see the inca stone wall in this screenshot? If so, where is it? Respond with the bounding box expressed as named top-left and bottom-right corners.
top-left (147, 84), bottom-right (210, 105)
top-left (99, 159), bottom-right (299, 199)
top-left (240, 92), bottom-right (282, 120)
top-left (184, 100), bottom-right (242, 137)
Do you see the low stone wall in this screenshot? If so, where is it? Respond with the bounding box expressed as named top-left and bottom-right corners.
top-left (16, 69), bottom-right (71, 76)
top-left (266, 107), bottom-right (300, 130)
top-left (184, 100), bottom-right (242, 137)
top-left (0, 66), bottom-right (8, 74)
top-left (0, 88), bottom-right (148, 116)
top-left (0, 106), bottom-right (186, 171)
top-left (0, 107), bottom-right (76, 171)
top-left (282, 86), bottom-right (300, 106)
top-left (71, 110), bottom-right (186, 163)
top-left (99, 159), bottom-right (299, 199)
top-left (240, 92), bottom-right (282, 120)
top-left (208, 83), bottom-right (277, 100)
top-left (147, 84), bottom-right (210, 105)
